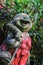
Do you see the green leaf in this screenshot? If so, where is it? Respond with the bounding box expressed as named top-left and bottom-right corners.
top-left (34, 12), bottom-right (38, 23)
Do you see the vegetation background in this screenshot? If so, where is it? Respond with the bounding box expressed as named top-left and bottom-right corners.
top-left (0, 0), bottom-right (43, 65)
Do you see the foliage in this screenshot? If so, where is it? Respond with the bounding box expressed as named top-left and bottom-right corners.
top-left (0, 0), bottom-right (43, 65)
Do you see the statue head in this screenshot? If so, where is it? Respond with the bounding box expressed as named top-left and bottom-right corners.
top-left (12, 13), bottom-right (32, 32)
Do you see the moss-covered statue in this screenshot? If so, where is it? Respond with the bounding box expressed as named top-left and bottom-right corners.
top-left (0, 13), bottom-right (32, 65)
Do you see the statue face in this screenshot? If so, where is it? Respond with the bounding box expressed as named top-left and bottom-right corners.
top-left (6, 33), bottom-right (20, 49)
top-left (12, 13), bottom-right (32, 32)
top-left (14, 19), bottom-right (32, 32)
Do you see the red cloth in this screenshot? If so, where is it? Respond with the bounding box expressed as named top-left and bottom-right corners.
top-left (10, 33), bottom-right (31, 65)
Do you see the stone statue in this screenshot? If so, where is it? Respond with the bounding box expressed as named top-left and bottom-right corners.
top-left (0, 13), bottom-right (32, 65)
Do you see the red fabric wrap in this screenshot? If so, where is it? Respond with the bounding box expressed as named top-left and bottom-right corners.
top-left (10, 33), bottom-right (31, 65)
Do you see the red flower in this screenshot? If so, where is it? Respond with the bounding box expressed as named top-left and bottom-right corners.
top-left (1, 0), bottom-right (4, 2)
top-left (0, 4), bottom-right (3, 8)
